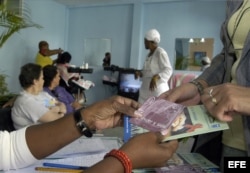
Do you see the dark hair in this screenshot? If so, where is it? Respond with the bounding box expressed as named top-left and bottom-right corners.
top-left (105, 52), bottom-right (110, 56)
top-left (38, 41), bottom-right (48, 49)
top-left (43, 65), bottom-right (58, 87)
top-left (56, 51), bottom-right (72, 64)
top-left (19, 63), bottom-right (42, 89)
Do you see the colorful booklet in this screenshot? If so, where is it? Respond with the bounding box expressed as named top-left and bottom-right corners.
top-left (127, 97), bottom-right (229, 142)
top-left (161, 105), bottom-right (229, 142)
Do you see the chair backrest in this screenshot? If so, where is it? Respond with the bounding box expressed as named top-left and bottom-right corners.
top-left (0, 107), bottom-right (15, 132)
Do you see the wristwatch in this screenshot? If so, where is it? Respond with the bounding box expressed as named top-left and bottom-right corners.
top-left (73, 108), bottom-right (94, 137)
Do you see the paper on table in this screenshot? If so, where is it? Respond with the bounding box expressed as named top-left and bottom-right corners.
top-left (47, 137), bottom-right (107, 158)
top-left (4, 137), bottom-right (122, 173)
top-left (5, 153), bottom-right (106, 173)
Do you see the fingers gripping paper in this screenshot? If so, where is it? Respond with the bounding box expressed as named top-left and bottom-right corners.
top-left (130, 96), bottom-right (229, 142)
top-left (130, 97), bottom-right (185, 135)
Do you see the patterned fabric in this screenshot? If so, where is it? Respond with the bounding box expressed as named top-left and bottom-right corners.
top-left (44, 86), bottom-right (75, 114)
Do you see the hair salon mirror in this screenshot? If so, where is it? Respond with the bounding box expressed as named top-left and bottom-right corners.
top-left (83, 38), bottom-right (111, 66)
top-left (175, 38), bottom-right (214, 71)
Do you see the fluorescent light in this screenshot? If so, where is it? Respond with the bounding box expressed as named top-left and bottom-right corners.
top-left (200, 38), bottom-right (205, 42)
top-left (189, 38), bottom-right (194, 43)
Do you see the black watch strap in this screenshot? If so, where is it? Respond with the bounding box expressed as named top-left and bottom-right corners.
top-left (73, 108), bottom-right (93, 138)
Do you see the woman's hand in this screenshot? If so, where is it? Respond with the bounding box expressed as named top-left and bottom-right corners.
top-left (120, 132), bottom-right (178, 169)
top-left (150, 74), bottom-right (160, 91)
top-left (158, 82), bottom-right (200, 106)
top-left (56, 102), bottom-right (67, 114)
top-left (82, 95), bottom-right (141, 130)
top-left (201, 83), bottom-right (250, 122)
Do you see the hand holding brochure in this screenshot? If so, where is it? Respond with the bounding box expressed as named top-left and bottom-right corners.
top-left (129, 96), bottom-right (229, 142)
top-left (162, 104), bottom-right (229, 142)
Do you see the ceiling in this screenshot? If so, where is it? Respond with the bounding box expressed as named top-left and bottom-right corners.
top-left (53, 0), bottom-right (123, 7)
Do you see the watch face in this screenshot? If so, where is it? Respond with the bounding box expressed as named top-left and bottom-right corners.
top-left (74, 109), bottom-right (93, 138)
top-left (83, 129), bottom-right (93, 138)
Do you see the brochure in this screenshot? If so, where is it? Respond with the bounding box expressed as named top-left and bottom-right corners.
top-left (162, 105), bottom-right (229, 142)
top-left (127, 97), bottom-right (229, 142)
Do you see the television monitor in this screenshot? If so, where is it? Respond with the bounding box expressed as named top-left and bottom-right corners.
top-left (117, 69), bottom-right (142, 101)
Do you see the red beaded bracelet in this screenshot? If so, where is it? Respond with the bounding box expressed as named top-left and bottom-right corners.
top-left (104, 149), bottom-right (132, 173)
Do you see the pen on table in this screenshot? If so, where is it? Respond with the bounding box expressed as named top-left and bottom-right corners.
top-left (43, 162), bottom-right (88, 170)
top-left (35, 167), bottom-right (84, 173)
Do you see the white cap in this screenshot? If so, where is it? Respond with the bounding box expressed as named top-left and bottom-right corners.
top-left (202, 56), bottom-right (211, 64)
top-left (145, 29), bottom-right (161, 44)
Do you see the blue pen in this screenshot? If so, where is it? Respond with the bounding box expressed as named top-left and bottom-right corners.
top-left (123, 115), bottom-right (131, 143)
top-left (43, 162), bottom-right (88, 170)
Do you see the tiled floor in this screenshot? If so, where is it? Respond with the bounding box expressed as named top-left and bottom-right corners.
top-left (102, 127), bottom-right (194, 153)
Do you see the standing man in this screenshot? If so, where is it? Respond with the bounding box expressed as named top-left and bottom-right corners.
top-left (136, 29), bottom-right (173, 103)
top-left (35, 41), bottom-right (63, 67)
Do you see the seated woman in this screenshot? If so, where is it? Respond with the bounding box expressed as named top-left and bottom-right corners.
top-left (43, 65), bottom-right (83, 114)
top-left (11, 63), bottom-right (66, 130)
top-left (56, 51), bottom-right (80, 86)
top-left (56, 52), bottom-right (94, 103)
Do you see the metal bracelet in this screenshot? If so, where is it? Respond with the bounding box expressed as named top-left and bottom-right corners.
top-left (189, 80), bottom-right (204, 95)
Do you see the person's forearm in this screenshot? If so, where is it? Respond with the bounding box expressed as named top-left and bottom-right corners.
top-left (46, 49), bottom-right (61, 56)
top-left (26, 114), bottom-right (81, 159)
top-left (85, 157), bottom-right (124, 173)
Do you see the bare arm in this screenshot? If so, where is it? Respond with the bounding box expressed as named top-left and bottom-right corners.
top-left (43, 48), bottom-right (63, 56)
top-left (37, 108), bottom-right (64, 123)
top-left (12, 95), bottom-right (179, 172)
top-left (26, 95), bottom-right (140, 159)
top-left (85, 132), bottom-right (178, 173)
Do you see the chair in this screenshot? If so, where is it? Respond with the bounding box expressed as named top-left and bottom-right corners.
top-left (0, 107), bottom-right (15, 132)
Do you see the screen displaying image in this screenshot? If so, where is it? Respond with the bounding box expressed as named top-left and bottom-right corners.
top-left (118, 71), bottom-right (142, 100)
top-left (119, 73), bottom-right (142, 93)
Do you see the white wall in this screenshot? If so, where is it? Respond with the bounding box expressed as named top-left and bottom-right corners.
top-left (0, 0), bottom-right (68, 93)
top-left (66, 0), bottom-right (226, 104)
top-left (0, 0), bottom-right (226, 104)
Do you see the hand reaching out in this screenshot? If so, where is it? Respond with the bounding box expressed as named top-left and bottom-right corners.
top-left (201, 83), bottom-right (250, 122)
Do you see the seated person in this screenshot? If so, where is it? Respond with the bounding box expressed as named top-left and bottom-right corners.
top-left (56, 51), bottom-right (80, 86)
top-left (35, 41), bottom-right (63, 67)
top-left (11, 63), bottom-right (66, 129)
top-left (102, 52), bottom-right (111, 67)
top-left (56, 51), bottom-right (94, 93)
top-left (43, 65), bottom-right (83, 114)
